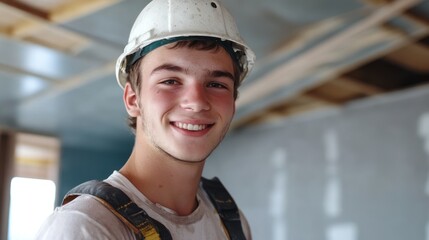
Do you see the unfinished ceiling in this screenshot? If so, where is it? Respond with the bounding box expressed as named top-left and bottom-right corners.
top-left (0, 0), bottom-right (428, 149)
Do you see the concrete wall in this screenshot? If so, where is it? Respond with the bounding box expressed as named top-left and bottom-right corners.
top-left (204, 86), bottom-right (429, 240)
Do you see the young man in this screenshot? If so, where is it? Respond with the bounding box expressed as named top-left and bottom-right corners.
top-left (35, 0), bottom-right (255, 239)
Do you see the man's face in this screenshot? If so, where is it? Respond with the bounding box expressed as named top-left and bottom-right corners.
top-left (129, 44), bottom-right (236, 163)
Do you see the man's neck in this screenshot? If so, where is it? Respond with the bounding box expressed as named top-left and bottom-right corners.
top-left (120, 149), bottom-right (205, 216)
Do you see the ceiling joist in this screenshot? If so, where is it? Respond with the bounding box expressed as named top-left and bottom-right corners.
top-left (9, 20), bottom-right (46, 38)
top-left (232, 94), bottom-right (336, 128)
top-left (0, 0), bottom-right (121, 54)
top-left (332, 77), bottom-right (384, 95)
top-left (0, 0), bottom-right (48, 19)
top-left (49, 0), bottom-right (121, 23)
top-left (0, 0), bottom-right (121, 23)
top-left (237, 0), bottom-right (421, 109)
top-left (0, 2), bottom-right (89, 53)
top-left (232, 0), bottom-right (429, 128)
top-left (386, 42), bottom-right (429, 72)
top-left (21, 61), bottom-right (116, 107)
top-left (0, 63), bottom-right (58, 84)
top-left (403, 8), bottom-right (429, 28)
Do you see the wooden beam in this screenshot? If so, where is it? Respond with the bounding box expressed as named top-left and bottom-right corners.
top-left (23, 26), bottom-right (90, 53)
top-left (332, 77), bottom-right (384, 95)
top-left (236, 0), bottom-right (421, 109)
top-left (232, 95), bottom-right (334, 129)
top-left (386, 42), bottom-right (429, 72)
top-left (0, 0), bottom-right (48, 19)
top-left (0, 63), bottom-right (58, 84)
top-left (0, 2), bottom-right (90, 54)
top-left (0, 0), bottom-right (121, 53)
top-left (0, 26), bottom-right (8, 35)
top-left (303, 91), bottom-right (346, 105)
top-left (303, 76), bottom-right (384, 105)
top-left (278, 100), bottom-right (332, 116)
top-left (325, 26), bottom-right (400, 62)
top-left (404, 8), bottom-right (429, 28)
top-left (0, 0), bottom-right (121, 23)
top-left (237, 26), bottom-right (397, 109)
top-left (263, 16), bottom-right (346, 66)
top-left (0, 2), bottom-right (48, 38)
top-left (21, 61), bottom-right (116, 106)
top-left (9, 19), bottom-right (46, 38)
top-left (301, 91), bottom-right (343, 105)
top-left (367, 0), bottom-right (429, 28)
top-left (49, 0), bottom-right (121, 23)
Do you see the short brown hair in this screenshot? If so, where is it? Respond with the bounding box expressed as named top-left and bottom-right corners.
top-left (126, 39), bottom-right (242, 131)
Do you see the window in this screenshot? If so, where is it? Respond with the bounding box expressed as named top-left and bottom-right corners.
top-left (8, 177), bottom-right (56, 240)
top-left (0, 132), bottom-right (60, 240)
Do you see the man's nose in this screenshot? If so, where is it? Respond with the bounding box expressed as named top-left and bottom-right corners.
top-left (180, 85), bottom-right (210, 112)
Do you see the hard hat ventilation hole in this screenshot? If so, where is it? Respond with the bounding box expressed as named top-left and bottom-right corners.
top-left (211, 2), bottom-right (218, 8)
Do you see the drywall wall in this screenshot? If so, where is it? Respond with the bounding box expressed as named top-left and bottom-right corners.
top-left (204, 86), bottom-right (429, 240)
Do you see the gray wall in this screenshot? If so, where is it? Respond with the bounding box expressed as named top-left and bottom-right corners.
top-left (204, 86), bottom-right (429, 240)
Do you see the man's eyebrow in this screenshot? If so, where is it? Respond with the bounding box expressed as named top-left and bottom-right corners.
top-left (151, 64), bottom-right (185, 75)
top-left (151, 63), bottom-right (234, 81)
top-left (210, 70), bottom-right (234, 81)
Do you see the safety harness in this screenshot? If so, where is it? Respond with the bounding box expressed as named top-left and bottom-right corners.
top-left (62, 177), bottom-right (246, 240)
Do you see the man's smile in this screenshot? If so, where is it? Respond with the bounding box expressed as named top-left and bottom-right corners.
top-left (172, 122), bottom-right (214, 131)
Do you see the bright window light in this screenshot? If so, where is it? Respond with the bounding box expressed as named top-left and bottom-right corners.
top-left (8, 177), bottom-right (56, 240)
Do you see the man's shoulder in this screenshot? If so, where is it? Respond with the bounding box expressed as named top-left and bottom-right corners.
top-left (60, 194), bottom-right (112, 215)
top-left (35, 195), bottom-right (135, 240)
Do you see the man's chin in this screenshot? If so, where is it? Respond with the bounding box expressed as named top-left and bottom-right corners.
top-left (158, 147), bottom-right (210, 164)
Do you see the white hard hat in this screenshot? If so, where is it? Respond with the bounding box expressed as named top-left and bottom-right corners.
top-left (115, 0), bottom-right (255, 89)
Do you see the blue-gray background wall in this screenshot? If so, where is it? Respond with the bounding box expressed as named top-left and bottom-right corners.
top-left (204, 86), bottom-right (429, 240)
top-left (57, 144), bottom-right (132, 205)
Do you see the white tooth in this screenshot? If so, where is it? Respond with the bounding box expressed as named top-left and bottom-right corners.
top-left (176, 122), bottom-right (207, 131)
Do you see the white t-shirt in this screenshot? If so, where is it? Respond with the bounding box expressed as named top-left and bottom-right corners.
top-left (35, 171), bottom-right (252, 239)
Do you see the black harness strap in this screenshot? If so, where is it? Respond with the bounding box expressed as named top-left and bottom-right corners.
top-left (63, 178), bottom-right (246, 240)
top-left (63, 180), bottom-right (172, 240)
top-left (201, 177), bottom-right (247, 240)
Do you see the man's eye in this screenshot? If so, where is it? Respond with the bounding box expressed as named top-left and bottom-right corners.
top-left (161, 79), bottom-right (178, 85)
top-left (208, 82), bottom-right (228, 89)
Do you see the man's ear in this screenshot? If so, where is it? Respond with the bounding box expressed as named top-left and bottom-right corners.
top-left (123, 83), bottom-right (140, 117)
